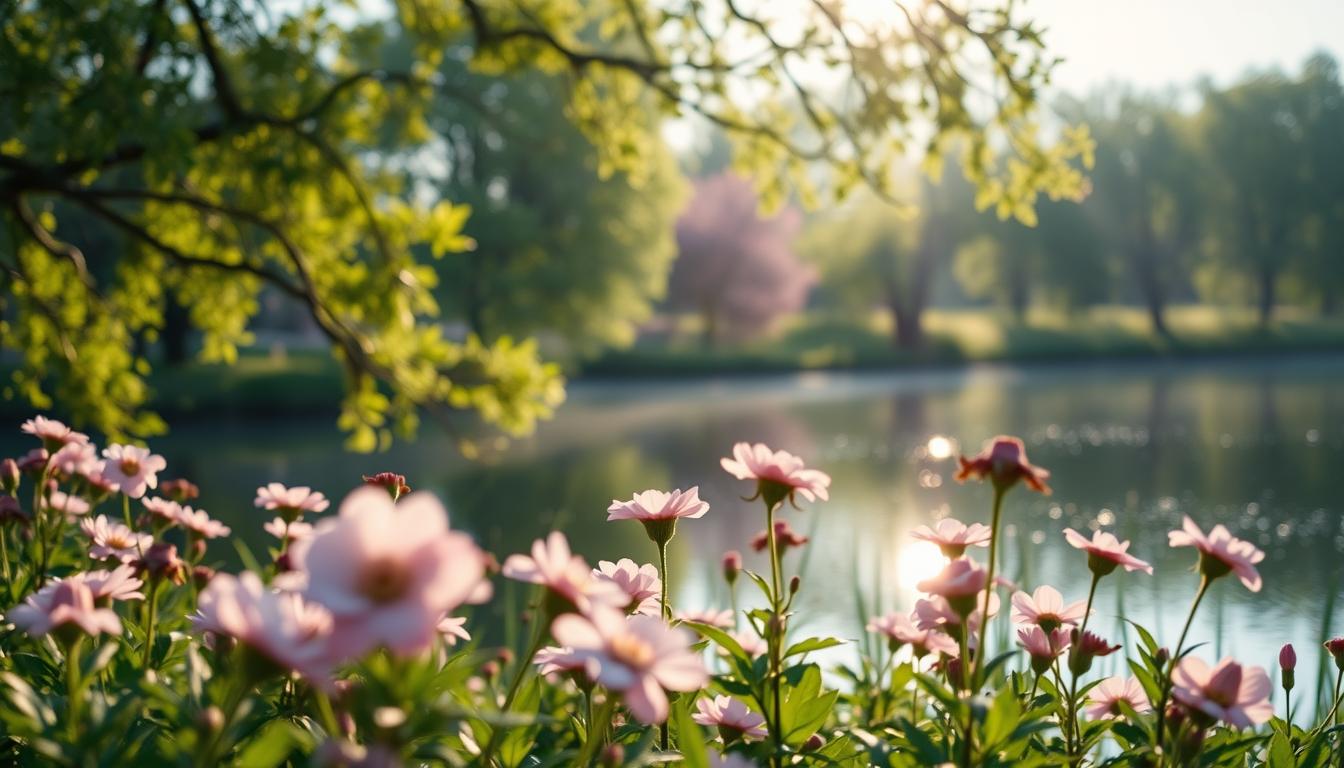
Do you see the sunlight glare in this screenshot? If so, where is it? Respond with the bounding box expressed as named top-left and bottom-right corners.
top-left (926, 435), bottom-right (956, 460)
top-left (896, 539), bottom-right (945, 591)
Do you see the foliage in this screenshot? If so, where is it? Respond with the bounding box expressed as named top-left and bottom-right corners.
top-left (1, 415), bottom-right (1338, 766)
top-left (667, 173), bottom-right (813, 345)
top-left (1, 0), bottom-right (1089, 447)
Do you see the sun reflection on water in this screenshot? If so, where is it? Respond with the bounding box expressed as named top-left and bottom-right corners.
top-left (895, 539), bottom-right (946, 594)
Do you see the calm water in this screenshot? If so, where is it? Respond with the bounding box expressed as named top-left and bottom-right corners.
top-left (8, 355), bottom-right (1344, 704)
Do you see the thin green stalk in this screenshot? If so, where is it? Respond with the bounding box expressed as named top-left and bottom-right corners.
top-left (575, 697), bottom-right (616, 766)
top-left (481, 610), bottom-right (549, 766)
top-left (657, 542), bottom-right (670, 620)
top-left (65, 636), bottom-right (84, 740)
top-left (972, 487), bottom-right (1006, 688)
top-left (199, 675), bottom-right (251, 765)
top-left (765, 500), bottom-right (785, 768)
top-left (1066, 572), bottom-right (1102, 756)
top-left (1156, 575), bottom-right (1212, 759)
top-left (958, 630), bottom-right (974, 768)
top-left (314, 689), bottom-right (342, 737)
top-left (0, 526), bottom-right (12, 602)
top-left (141, 579), bottom-right (160, 668)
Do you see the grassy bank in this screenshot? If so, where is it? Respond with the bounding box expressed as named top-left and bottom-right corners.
top-left (5, 306), bottom-right (1344, 421)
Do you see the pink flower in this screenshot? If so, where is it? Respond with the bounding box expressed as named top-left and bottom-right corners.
top-left (192, 572), bottom-right (334, 681)
top-left (43, 490), bottom-right (90, 517)
top-left (49, 442), bottom-right (101, 479)
top-left (1010, 586), bottom-right (1087, 632)
top-left (911, 519), bottom-right (992, 558)
top-left (914, 593), bottom-right (1000, 637)
top-left (437, 615), bottom-right (471, 646)
top-left (1324, 638), bottom-right (1344, 668)
top-left (955, 436), bottom-right (1051, 495)
top-left (100, 444), bottom-right (167, 499)
top-left (867, 612), bottom-right (959, 657)
top-left (80, 515), bottom-right (153, 562)
top-left (502, 532), bottom-right (626, 615)
top-left (1068, 630), bottom-right (1121, 676)
top-left (720, 442), bottom-right (831, 505)
top-left (1279, 643), bottom-right (1296, 672)
top-left (677, 608), bottom-right (735, 629)
top-left (21, 416), bottom-right (88, 448)
top-left (291, 486), bottom-right (487, 659)
top-left (255, 483), bottom-right (330, 518)
top-left (535, 646), bottom-right (588, 677)
top-left (552, 608), bottom-right (708, 724)
top-left (749, 519), bottom-right (810, 553)
top-left (1085, 676), bottom-right (1151, 719)
top-left (1062, 528), bottom-right (1152, 576)
top-left (593, 559), bottom-right (662, 616)
top-left (174, 506), bottom-right (232, 539)
top-left (9, 578), bottom-right (122, 638)
top-left (721, 550), bottom-right (742, 582)
top-left (264, 517), bottom-right (314, 542)
top-left (917, 559), bottom-right (988, 600)
top-left (607, 488), bottom-right (709, 522)
top-left (81, 565), bottom-right (145, 603)
top-left (1171, 657), bottom-right (1273, 728)
top-left (728, 630), bottom-right (768, 658)
top-left (1168, 516), bottom-right (1265, 592)
top-left (1017, 626), bottom-right (1071, 673)
top-left (692, 695), bottom-right (768, 741)
top-left (142, 496), bottom-right (183, 526)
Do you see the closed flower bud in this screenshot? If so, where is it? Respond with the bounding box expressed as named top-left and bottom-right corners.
top-left (1325, 638), bottom-right (1344, 671)
top-left (722, 550), bottom-right (742, 584)
top-left (196, 705), bottom-right (225, 734)
top-left (789, 575), bottom-right (801, 595)
top-left (1280, 643), bottom-right (1297, 690)
top-left (0, 458), bottom-right (19, 494)
top-left (1154, 647), bottom-right (1170, 667)
top-left (803, 733), bottom-right (826, 752)
top-left (192, 565), bottom-right (216, 590)
top-left (599, 744), bottom-right (625, 768)
top-left (0, 494), bottom-right (29, 526)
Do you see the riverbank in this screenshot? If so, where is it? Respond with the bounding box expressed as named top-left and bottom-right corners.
top-left (5, 306), bottom-right (1344, 420)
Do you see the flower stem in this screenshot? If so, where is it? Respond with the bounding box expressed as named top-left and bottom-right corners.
top-left (314, 689), bottom-right (342, 737)
top-left (657, 541), bottom-right (671, 621)
top-left (481, 607), bottom-right (549, 766)
top-left (0, 526), bottom-right (13, 602)
top-left (141, 579), bottom-right (161, 668)
top-left (65, 636), bottom-right (84, 740)
top-left (1155, 575), bottom-right (1211, 758)
top-left (765, 500), bottom-right (785, 766)
top-left (575, 697), bottom-right (616, 766)
top-left (972, 487), bottom-right (1006, 689)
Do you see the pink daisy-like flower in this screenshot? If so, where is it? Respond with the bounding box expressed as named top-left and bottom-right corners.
top-left (80, 515), bottom-right (153, 562)
top-left (607, 488), bottom-right (709, 522)
top-left (1171, 657), bottom-right (1273, 728)
top-left (692, 695), bottom-right (768, 741)
top-left (100, 444), bottom-right (167, 499)
top-left (501, 532), bottom-right (626, 615)
top-left (9, 578), bottom-right (122, 638)
top-left (1085, 676), bottom-right (1151, 720)
top-left (911, 519), bottom-right (993, 558)
top-left (49, 442), bottom-right (101, 479)
top-left (728, 629), bottom-right (768, 658)
top-left (192, 572), bottom-right (335, 681)
top-left (174, 506), bottom-right (231, 539)
top-left (955, 436), bottom-right (1051, 495)
top-left (142, 497), bottom-right (182, 526)
top-left (551, 607), bottom-right (708, 724)
top-left (535, 646), bottom-right (588, 677)
top-left (43, 490), bottom-right (90, 517)
top-left (917, 558), bottom-right (988, 602)
top-left (254, 483), bottom-right (330, 518)
top-left (81, 565), bottom-right (145, 603)
top-left (913, 593), bottom-right (1000, 638)
top-left (867, 612), bottom-right (959, 657)
top-left (264, 517), bottom-right (314, 542)
top-left (1168, 516), bottom-right (1265, 592)
top-left (593, 559), bottom-right (662, 616)
top-left (1010, 586), bottom-right (1088, 632)
top-left (21, 416), bottom-right (88, 449)
top-left (1063, 528), bottom-right (1153, 576)
top-left (749, 519), bottom-right (810, 554)
top-left (437, 615), bottom-right (471, 646)
top-left (1017, 626), bottom-right (1072, 673)
top-left (1068, 630), bottom-right (1122, 676)
top-left (290, 486), bottom-right (487, 660)
top-left (677, 608), bottom-right (735, 629)
top-left (720, 442), bottom-right (831, 505)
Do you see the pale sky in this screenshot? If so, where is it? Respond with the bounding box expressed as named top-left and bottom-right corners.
top-left (1026, 0), bottom-right (1344, 92)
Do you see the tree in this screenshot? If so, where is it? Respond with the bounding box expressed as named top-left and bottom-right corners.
top-left (666, 173), bottom-right (812, 345)
top-left (1292, 53), bottom-right (1344, 313)
top-left (1, 0), bottom-right (1088, 447)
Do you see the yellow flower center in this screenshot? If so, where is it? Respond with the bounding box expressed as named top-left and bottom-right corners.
top-left (358, 557), bottom-right (411, 604)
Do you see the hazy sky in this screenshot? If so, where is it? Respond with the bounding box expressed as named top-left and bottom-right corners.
top-left (1027, 0), bottom-right (1344, 93)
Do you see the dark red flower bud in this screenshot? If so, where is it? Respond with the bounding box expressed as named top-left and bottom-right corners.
top-left (362, 472), bottom-right (410, 500)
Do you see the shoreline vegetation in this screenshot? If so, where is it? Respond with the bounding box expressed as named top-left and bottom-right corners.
top-left (5, 306), bottom-right (1344, 422)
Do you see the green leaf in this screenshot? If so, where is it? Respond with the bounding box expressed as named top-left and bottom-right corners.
top-left (234, 721), bottom-right (304, 768)
top-left (498, 675), bottom-right (542, 768)
top-left (783, 636), bottom-right (846, 658)
top-left (672, 698), bottom-right (711, 768)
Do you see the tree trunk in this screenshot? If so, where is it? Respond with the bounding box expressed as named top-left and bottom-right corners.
top-left (1257, 265), bottom-right (1276, 328)
top-left (890, 302), bottom-right (923, 349)
top-left (701, 306), bottom-right (719, 350)
top-left (1134, 238), bottom-right (1171, 338)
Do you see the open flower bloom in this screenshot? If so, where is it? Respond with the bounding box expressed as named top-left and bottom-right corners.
top-left (80, 515), bottom-right (153, 562)
top-left (593, 559), bottom-right (662, 615)
top-left (437, 615), bottom-right (471, 646)
top-left (142, 497), bottom-right (183, 526)
top-left (264, 517), bottom-right (314, 542)
top-left (1085, 676), bottom-right (1151, 719)
top-left (868, 611), bottom-right (959, 657)
top-left (914, 593), bottom-right (1000, 639)
top-left (551, 607), bottom-right (708, 724)
top-left (43, 491), bottom-right (90, 517)
top-left (749, 519), bottom-right (810, 553)
top-left (607, 488), bottom-right (709, 522)
top-left (9, 578), bottom-right (122, 638)
top-left (255, 483), bottom-right (330, 518)
top-left (1168, 516), bottom-right (1264, 592)
top-left (720, 442), bottom-right (831, 505)
top-left (692, 695), bottom-right (768, 741)
top-left (291, 486), bottom-right (486, 660)
top-left (1017, 626), bottom-right (1071, 672)
top-left (911, 518), bottom-right (992, 558)
top-left (21, 416), bottom-right (88, 448)
top-left (1171, 657), bottom-right (1273, 728)
top-left (1062, 528), bottom-right (1152, 576)
top-left (50, 442), bottom-right (101, 479)
top-left (728, 629), bottom-right (768, 658)
top-left (502, 532), bottom-right (626, 615)
top-left (100, 444), bottom-right (167, 499)
top-left (193, 572), bottom-right (335, 681)
top-left (81, 565), bottom-right (145, 603)
top-left (955, 436), bottom-right (1051, 494)
top-left (917, 558), bottom-right (988, 601)
top-left (677, 608), bottom-right (735, 629)
top-left (174, 506), bottom-right (231, 539)
top-left (1011, 586), bottom-right (1087, 632)
top-left (535, 646), bottom-right (588, 677)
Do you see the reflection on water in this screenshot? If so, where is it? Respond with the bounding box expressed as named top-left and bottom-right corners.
top-left (6, 355), bottom-right (1344, 704)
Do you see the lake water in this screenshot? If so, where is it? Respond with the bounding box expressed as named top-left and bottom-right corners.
top-left (7, 355), bottom-right (1344, 706)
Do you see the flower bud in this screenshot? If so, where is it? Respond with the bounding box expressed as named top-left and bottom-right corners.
top-left (138, 542), bottom-right (186, 584)
top-left (789, 575), bottom-right (801, 595)
top-left (192, 565), bottom-right (216, 590)
top-left (1279, 642), bottom-right (1296, 672)
top-left (722, 550), bottom-right (742, 585)
top-left (497, 648), bottom-right (515, 666)
top-left (599, 744), bottom-right (625, 768)
top-left (1325, 638), bottom-right (1344, 671)
top-left (1154, 647), bottom-right (1170, 667)
top-left (196, 705), bottom-right (225, 735)
top-left (480, 661), bottom-right (500, 679)
top-left (362, 472), bottom-right (410, 500)
top-left (160, 478), bottom-right (200, 503)
top-left (0, 494), bottom-right (29, 526)
top-left (802, 733), bottom-right (826, 752)
top-left (0, 458), bottom-right (19, 494)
